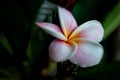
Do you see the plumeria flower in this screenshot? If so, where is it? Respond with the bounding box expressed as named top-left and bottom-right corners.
top-left (36, 6), bottom-right (104, 67)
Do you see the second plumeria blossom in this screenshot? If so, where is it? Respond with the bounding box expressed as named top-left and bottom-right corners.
top-left (36, 6), bottom-right (104, 67)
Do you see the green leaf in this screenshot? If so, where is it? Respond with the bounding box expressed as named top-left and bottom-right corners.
top-left (0, 33), bottom-right (13, 55)
top-left (73, 62), bottom-right (120, 80)
top-left (26, 26), bottom-right (53, 63)
top-left (26, 26), bottom-right (48, 62)
top-left (103, 2), bottom-right (120, 39)
top-left (72, 0), bottom-right (102, 25)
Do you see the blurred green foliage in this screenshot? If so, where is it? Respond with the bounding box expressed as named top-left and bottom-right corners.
top-left (0, 33), bottom-right (13, 55)
top-left (103, 2), bottom-right (120, 39)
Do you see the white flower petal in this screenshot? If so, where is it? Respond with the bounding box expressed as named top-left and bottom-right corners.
top-left (49, 39), bottom-right (77, 62)
top-left (58, 6), bottom-right (77, 37)
top-left (69, 38), bottom-right (103, 67)
top-left (36, 22), bottom-right (67, 41)
top-left (69, 20), bottom-right (104, 42)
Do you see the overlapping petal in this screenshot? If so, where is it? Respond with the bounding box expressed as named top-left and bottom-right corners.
top-left (69, 38), bottom-right (103, 67)
top-left (49, 39), bottom-right (77, 62)
top-left (69, 20), bottom-right (104, 42)
top-left (36, 22), bottom-right (67, 41)
top-left (58, 6), bottom-right (77, 37)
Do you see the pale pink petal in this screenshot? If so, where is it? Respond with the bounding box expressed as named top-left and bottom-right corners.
top-left (58, 6), bottom-right (77, 37)
top-left (69, 20), bottom-right (104, 42)
top-left (69, 38), bottom-right (103, 67)
top-left (49, 39), bottom-right (77, 62)
top-left (36, 22), bottom-right (67, 41)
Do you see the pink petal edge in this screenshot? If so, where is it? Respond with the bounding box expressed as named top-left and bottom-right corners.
top-left (36, 22), bottom-right (67, 41)
top-left (58, 6), bottom-right (77, 37)
top-left (69, 20), bottom-right (104, 42)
